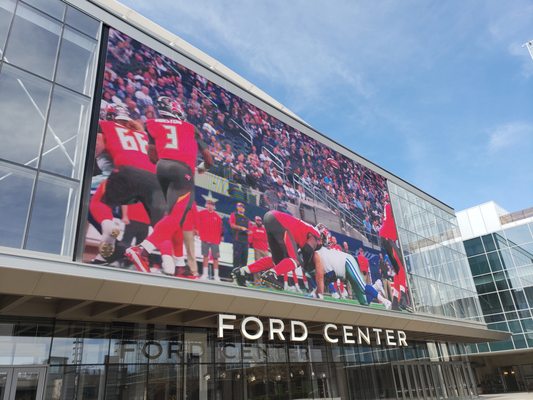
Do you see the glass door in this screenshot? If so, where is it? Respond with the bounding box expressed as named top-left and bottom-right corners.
top-left (0, 367), bottom-right (46, 400)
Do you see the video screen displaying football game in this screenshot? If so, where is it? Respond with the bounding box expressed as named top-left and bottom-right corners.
top-left (81, 27), bottom-right (411, 312)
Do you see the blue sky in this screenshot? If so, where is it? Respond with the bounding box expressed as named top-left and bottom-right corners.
top-left (121, 0), bottom-right (533, 213)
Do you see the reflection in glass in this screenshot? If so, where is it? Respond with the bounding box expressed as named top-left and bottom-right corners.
top-left (4, 3), bottom-right (61, 79)
top-left (21, 0), bottom-right (65, 21)
top-left (105, 364), bottom-right (147, 400)
top-left (50, 323), bottom-right (109, 365)
top-left (14, 371), bottom-right (39, 398)
top-left (0, 0), bottom-right (15, 55)
top-left (56, 27), bottom-right (97, 95)
top-left (25, 172), bottom-right (78, 255)
top-left (65, 6), bottom-right (99, 38)
top-left (39, 86), bottom-right (90, 178)
top-left (0, 64), bottom-right (52, 165)
top-left (0, 321), bottom-right (52, 365)
top-left (147, 364), bottom-right (181, 400)
top-left (0, 371), bottom-right (7, 399)
top-left (214, 363), bottom-right (243, 400)
top-left (0, 162), bottom-right (35, 248)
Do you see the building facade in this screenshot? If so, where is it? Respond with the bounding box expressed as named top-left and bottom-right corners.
top-left (0, 0), bottom-right (507, 399)
top-left (458, 202), bottom-right (533, 393)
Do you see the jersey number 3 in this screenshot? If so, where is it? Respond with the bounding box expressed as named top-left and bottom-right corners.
top-left (163, 124), bottom-right (179, 149)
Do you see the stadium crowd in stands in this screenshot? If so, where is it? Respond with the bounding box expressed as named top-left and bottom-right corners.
top-left (101, 29), bottom-right (389, 239)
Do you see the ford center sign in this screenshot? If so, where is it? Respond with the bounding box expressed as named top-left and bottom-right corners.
top-left (218, 314), bottom-right (408, 347)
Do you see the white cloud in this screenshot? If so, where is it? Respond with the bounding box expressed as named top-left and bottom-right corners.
top-left (487, 122), bottom-right (533, 153)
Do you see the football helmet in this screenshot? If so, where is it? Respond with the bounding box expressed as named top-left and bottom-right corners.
top-left (157, 96), bottom-right (186, 119)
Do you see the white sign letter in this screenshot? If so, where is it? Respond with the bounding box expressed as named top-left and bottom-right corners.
top-left (268, 318), bottom-right (286, 341)
top-left (290, 320), bottom-right (308, 342)
top-left (323, 324), bottom-right (338, 343)
top-left (343, 325), bottom-right (355, 344)
top-left (218, 314), bottom-right (237, 338)
top-left (241, 316), bottom-right (264, 341)
top-left (385, 330), bottom-right (397, 346)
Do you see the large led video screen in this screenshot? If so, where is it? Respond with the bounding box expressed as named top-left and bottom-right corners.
top-left (81, 27), bottom-right (411, 312)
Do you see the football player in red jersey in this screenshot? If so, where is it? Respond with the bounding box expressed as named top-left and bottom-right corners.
top-left (125, 96), bottom-right (213, 274)
top-left (232, 210), bottom-right (326, 297)
top-left (379, 193), bottom-right (409, 310)
top-left (94, 107), bottom-right (166, 260)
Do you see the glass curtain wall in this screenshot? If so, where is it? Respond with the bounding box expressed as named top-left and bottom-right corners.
top-left (0, 0), bottom-right (100, 256)
top-left (464, 222), bottom-right (533, 353)
top-left (0, 317), bottom-right (477, 400)
top-left (388, 182), bottom-right (483, 321)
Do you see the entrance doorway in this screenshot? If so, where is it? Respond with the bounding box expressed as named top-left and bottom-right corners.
top-left (0, 367), bottom-right (46, 400)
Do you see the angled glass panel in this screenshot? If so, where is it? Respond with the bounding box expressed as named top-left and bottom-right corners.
top-left (504, 224), bottom-right (533, 247)
top-left (0, 161), bottom-right (35, 248)
top-left (4, 3), bottom-right (61, 79)
top-left (25, 172), bottom-right (78, 255)
top-left (56, 27), bottom-right (97, 95)
top-left (65, 6), bottom-right (99, 38)
top-left (40, 86), bottom-right (90, 178)
top-left (0, 64), bottom-right (52, 165)
top-left (0, 0), bottom-right (15, 55)
top-left (21, 0), bottom-right (65, 20)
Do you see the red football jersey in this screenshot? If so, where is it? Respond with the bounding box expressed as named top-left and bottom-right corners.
top-left (271, 211), bottom-right (320, 248)
top-left (379, 203), bottom-right (398, 241)
top-left (145, 118), bottom-right (198, 171)
top-left (99, 121), bottom-right (155, 173)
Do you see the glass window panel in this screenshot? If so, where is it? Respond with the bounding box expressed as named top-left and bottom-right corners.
top-left (21, 0), bottom-right (65, 20)
top-left (474, 274), bottom-right (496, 294)
top-left (184, 329), bottom-right (212, 364)
top-left (489, 340), bottom-right (515, 354)
top-left (521, 318), bottom-right (533, 332)
top-left (479, 293), bottom-right (503, 315)
top-left (512, 334), bottom-right (526, 349)
top-left (0, 0), bottom-right (15, 55)
top-left (50, 322), bottom-right (110, 365)
top-left (242, 340), bottom-right (266, 366)
top-left (487, 251), bottom-right (503, 272)
top-left (0, 321), bottom-right (52, 365)
top-left (148, 364), bottom-right (182, 400)
top-left (485, 313), bottom-right (505, 323)
top-left (4, 3), bottom-right (61, 79)
top-left (267, 342), bottom-right (287, 363)
top-left (510, 244), bottom-right (533, 267)
top-left (464, 237), bottom-right (484, 257)
top-left (0, 64), bottom-right (52, 165)
top-left (494, 232), bottom-right (508, 249)
top-left (493, 272), bottom-right (510, 291)
top-left (65, 6), bottom-right (99, 38)
top-left (56, 27), bottom-right (97, 94)
top-left (105, 364), bottom-right (148, 400)
top-left (500, 248), bottom-right (515, 269)
top-left (482, 234), bottom-right (497, 252)
top-left (25, 172), bottom-right (78, 255)
top-left (504, 225), bottom-right (533, 246)
top-left (467, 254), bottom-right (490, 276)
top-left (0, 162), bottom-right (35, 248)
top-left (215, 333), bottom-right (240, 364)
top-left (40, 86), bottom-right (90, 178)
top-left (498, 290), bottom-right (516, 312)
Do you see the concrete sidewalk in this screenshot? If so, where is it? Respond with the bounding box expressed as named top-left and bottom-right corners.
top-left (480, 393), bottom-right (533, 400)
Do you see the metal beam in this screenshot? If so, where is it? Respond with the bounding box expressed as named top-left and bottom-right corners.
top-left (0, 295), bottom-right (32, 313)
